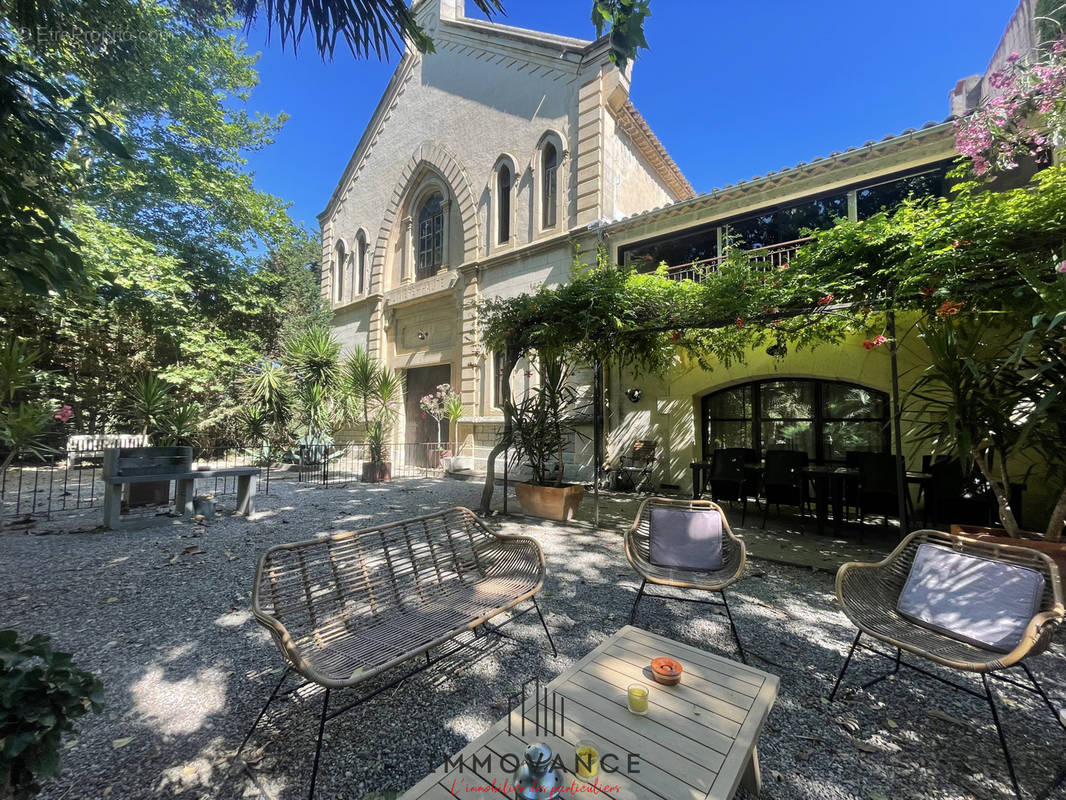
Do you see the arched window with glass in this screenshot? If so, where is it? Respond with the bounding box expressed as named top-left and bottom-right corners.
top-left (702, 378), bottom-right (890, 463)
top-left (541, 143), bottom-right (558, 230)
top-left (356, 231), bottom-right (367, 294)
top-left (333, 240), bottom-right (346, 303)
top-left (417, 192), bottom-right (444, 280)
top-left (497, 164), bottom-right (511, 244)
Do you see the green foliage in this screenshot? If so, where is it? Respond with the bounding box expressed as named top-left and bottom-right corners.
top-left (0, 2), bottom-right (322, 442)
top-left (0, 630), bottom-right (103, 799)
top-left (0, 338), bottom-right (60, 472)
top-left (591, 0), bottom-right (651, 69)
top-left (481, 244), bottom-right (854, 378)
top-left (794, 165), bottom-right (1066, 537)
top-left (234, 0), bottom-right (503, 58)
top-left (234, 0), bottom-right (650, 70)
top-left (507, 353), bottom-right (576, 486)
top-left (0, 27), bottom-right (129, 294)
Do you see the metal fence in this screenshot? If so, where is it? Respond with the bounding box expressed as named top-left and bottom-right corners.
top-left (1, 439), bottom-right (473, 526)
top-left (0, 443), bottom-right (274, 526)
top-left (295, 441), bottom-right (465, 486)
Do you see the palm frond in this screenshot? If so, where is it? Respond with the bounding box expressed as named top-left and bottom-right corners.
top-left (234, 0), bottom-right (504, 59)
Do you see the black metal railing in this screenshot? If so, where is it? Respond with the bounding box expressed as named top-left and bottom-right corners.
top-left (295, 441), bottom-right (466, 486)
top-left (666, 237), bottom-right (810, 283)
top-left (0, 443), bottom-right (275, 525)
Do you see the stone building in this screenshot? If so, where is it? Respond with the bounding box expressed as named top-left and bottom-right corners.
top-left (319, 0), bottom-right (691, 471)
top-left (321, 0), bottom-right (1042, 511)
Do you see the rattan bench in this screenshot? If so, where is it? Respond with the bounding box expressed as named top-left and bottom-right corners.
top-left (242, 506), bottom-right (555, 798)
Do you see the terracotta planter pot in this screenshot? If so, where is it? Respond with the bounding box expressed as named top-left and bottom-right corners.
top-left (361, 462), bottom-right (391, 483)
top-left (515, 482), bottom-right (584, 521)
top-left (950, 524), bottom-right (1066, 578)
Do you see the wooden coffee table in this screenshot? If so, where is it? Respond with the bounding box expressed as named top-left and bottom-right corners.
top-left (399, 625), bottom-right (779, 799)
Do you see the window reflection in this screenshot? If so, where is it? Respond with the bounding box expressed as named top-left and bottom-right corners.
top-left (703, 379), bottom-right (889, 462)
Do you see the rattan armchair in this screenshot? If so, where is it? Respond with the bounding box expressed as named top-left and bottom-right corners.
top-left (625, 497), bottom-right (748, 661)
top-left (830, 529), bottom-right (1066, 799)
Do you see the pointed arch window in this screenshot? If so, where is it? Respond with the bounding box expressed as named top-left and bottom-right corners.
top-left (497, 165), bottom-right (511, 244)
top-left (333, 240), bottom-right (346, 303)
top-left (417, 192), bottom-right (444, 280)
top-left (541, 143), bottom-right (558, 230)
top-left (356, 231), bottom-right (367, 294)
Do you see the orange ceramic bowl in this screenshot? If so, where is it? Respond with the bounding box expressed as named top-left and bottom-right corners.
top-left (651, 657), bottom-right (683, 686)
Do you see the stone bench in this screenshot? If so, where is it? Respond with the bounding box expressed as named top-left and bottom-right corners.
top-left (101, 447), bottom-right (258, 528)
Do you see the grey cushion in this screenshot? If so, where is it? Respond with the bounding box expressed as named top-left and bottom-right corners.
top-left (649, 507), bottom-right (723, 570)
top-left (896, 543), bottom-right (1045, 653)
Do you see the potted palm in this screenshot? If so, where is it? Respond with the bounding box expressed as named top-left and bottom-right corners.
top-left (342, 347), bottom-right (403, 483)
top-left (507, 353), bottom-right (584, 520)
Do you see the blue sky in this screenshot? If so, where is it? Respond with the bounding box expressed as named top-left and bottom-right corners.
top-left (241, 0), bottom-right (1015, 231)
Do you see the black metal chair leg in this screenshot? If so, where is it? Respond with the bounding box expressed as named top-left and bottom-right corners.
top-left (531, 596), bottom-right (557, 657)
top-left (761, 499), bottom-right (769, 529)
top-left (307, 688), bottom-right (331, 800)
top-left (720, 590), bottom-right (746, 664)
top-left (983, 673), bottom-right (1023, 800)
top-left (741, 496), bottom-right (747, 527)
top-left (1019, 661), bottom-right (1065, 729)
top-left (629, 579), bottom-right (647, 624)
top-left (829, 630), bottom-right (862, 702)
top-left (236, 666), bottom-right (292, 757)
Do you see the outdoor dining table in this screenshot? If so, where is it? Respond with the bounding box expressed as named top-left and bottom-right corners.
top-left (690, 460), bottom-right (763, 501)
top-left (803, 465), bottom-right (857, 536)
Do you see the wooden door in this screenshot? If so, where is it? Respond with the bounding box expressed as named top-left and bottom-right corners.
top-left (405, 365), bottom-right (451, 466)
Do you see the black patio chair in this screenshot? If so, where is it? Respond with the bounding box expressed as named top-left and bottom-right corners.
top-left (857, 452), bottom-right (901, 526)
top-left (708, 448), bottom-right (750, 525)
top-left (844, 450), bottom-right (875, 521)
top-left (761, 449), bottom-right (809, 528)
top-left (925, 459), bottom-right (997, 526)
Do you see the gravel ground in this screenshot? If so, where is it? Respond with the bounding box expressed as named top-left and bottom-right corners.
top-left (4, 476), bottom-right (1066, 800)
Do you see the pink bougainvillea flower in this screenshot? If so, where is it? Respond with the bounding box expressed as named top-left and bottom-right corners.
top-left (873, 335), bottom-right (888, 347)
top-left (816, 294), bottom-right (834, 306)
top-left (54, 404), bottom-right (73, 423)
top-left (1057, 260), bottom-right (1066, 274)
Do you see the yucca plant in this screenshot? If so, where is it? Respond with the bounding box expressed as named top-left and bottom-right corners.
top-left (908, 315), bottom-right (1047, 537)
top-left (126, 374), bottom-right (173, 437)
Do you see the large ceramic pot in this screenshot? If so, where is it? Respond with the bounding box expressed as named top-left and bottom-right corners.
top-left (515, 482), bottom-right (584, 521)
top-left (361, 461), bottom-right (392, 483)
top-left (950, 524), bottom-right (1066, 578)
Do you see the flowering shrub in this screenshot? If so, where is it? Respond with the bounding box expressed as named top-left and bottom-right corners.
top-left (419, 383), bottom-right (462, 451)
top-left (53, 405), bottom-right (72, 423)
top-left (955, 39), bottom-right (1066, 176)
